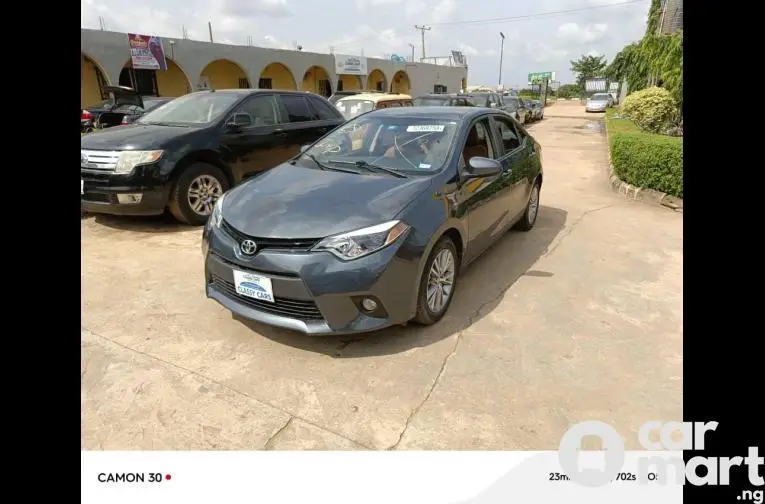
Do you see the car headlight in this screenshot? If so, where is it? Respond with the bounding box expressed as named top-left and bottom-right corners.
top-left (312, 220), bottom-right (410, 260)
top-left (209, 192), bottom-right (226, 228)
top-left (114, 150), bottom-right (164, 174)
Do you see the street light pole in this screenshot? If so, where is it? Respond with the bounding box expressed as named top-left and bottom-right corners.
top-left (408, 43), bottom-right (415, 62)
top-left (498, 32), bottom-right (506, 87)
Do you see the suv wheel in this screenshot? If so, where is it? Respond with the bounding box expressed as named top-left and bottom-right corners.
top-left (414, 236), bottom-right (459, 325)
top-left (514, 180), bottom-right (541, 231)
top-left (168, 162), bottom-right (230, 226)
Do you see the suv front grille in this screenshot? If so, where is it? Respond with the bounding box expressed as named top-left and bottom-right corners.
top-left (221, 219), bottom-right (319, 251)
top-left (81, 150), bottom-right (120, 172)
top-left (210, 275), bottom-right (324, 321)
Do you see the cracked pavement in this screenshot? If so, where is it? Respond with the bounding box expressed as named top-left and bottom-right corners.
top-left (81, 101), bottom-right (682, 450)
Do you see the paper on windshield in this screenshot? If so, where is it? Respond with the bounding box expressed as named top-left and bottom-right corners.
top-left (406, 125), bottom-right (445, 132)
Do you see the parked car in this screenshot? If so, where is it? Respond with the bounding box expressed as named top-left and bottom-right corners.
top-left (413, 94), bottom-right (475, 107)
top-left (528, 100), bottom-right (544, 121)
top-left (328, 90), bottom-right (383, 105)
top-left (119, 97), bottom-right (174, 124)
top-left (82, 86), bottom-right (149, 129)
top-left (501, 96), bottom-right (532, 125)
top-left (462, 92), bottom-right (503, 109)
top-left (202, 106), bottom-right (543, 335)
top-left (81, 89), bottom-right (345, 225)
top-left (585, 93), bottom-right (612, 113)
top-left (334, 93), bottom-right (413, 120)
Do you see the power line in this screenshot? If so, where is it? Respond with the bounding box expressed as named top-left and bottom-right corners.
top-left (327, 0), bottom-right (647, 51)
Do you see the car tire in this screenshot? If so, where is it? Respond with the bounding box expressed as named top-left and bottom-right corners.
top-left (168, 162), bottom-right (230, 226)
top-left (514, 180), bottom-right (541, 232)
top-left (413, 236), bottom-right (459, 325)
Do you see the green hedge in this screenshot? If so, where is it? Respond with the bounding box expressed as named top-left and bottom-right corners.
top-left (605, 109), bottom-right (683, 198)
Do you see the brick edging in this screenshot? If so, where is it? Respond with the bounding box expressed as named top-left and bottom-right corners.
top-left (603, 119), bottom-right (684, 213)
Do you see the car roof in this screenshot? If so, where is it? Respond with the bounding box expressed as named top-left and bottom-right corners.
top-left (190, 89), bottom-right (322, 98)
top-left (337, 93), bottom-right (412, 103)
top-left (370, 106), bottom-right (490, 120)
top-left (417, 93), bottom-right (459, 98)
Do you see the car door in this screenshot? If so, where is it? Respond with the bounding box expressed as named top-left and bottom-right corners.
top-left (218, 93), bottom-right (286, 183)
top-left (488, 114), bottom-right (531, 225)
top-left (459, 116), bottom-right (508, 262)
top-left (275, 93), bottom-right (338, 158)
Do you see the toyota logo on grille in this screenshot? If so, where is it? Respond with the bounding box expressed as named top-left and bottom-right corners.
top-left (240, 240), bottom-right (258, 255)
top-left (81, 152), bottom-right (88, 164)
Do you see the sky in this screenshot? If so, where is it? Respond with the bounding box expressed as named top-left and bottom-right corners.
top-left (81, 0), bottom-right (652, 88)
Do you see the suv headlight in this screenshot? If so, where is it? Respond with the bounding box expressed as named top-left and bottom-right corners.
top-left (114, 150), bottom-right (164, 174)
top-left (209, 192), bottom-right (226, 228)
top-left (312, 220), bottom-right (410, 260)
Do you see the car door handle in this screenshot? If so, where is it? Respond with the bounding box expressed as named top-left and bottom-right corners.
top-left (274, 130), bottom-right (288, 138)
top-left (502, 168), bottom-right (513, 177)
top-left (529, 150), bottom-right (537, 157)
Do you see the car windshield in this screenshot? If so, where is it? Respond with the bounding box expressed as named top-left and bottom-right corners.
top-left (504, 97), bottom-right (519, 110)
top-left (137, 92), bottom-right (241, 125)
top-left (465, 95), bottom-right (489, 106)
top-left (591, 94), bottom-right (610, 101)
top-left (414, 97), bottom-right (450, 106)
top-left (335, 99), bottom-right (375, 119)
top-left (303, 114), bottom-right (460, 174)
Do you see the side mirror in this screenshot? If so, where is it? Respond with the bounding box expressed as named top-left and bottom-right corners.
top-left (227, 112), bottom-right (252, 130)
top-left (299, 144), bottom-right (310, 153)
top-left (465, 157), bottom-right (502, 178)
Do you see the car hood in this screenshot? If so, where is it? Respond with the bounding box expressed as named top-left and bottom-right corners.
top-left (221, 162), bottom-right (433, 239)
top-left (80, 123), bottom-right (198, 150)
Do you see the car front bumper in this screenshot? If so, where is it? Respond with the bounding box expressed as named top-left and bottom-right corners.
top-left (585, 105), bottom-right (607, 112)
top-left (203, 223), bottom-right (422, 335)
top-left (81, 163), bottom-right (171, 216)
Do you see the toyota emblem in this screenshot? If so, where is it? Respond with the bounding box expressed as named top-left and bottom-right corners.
top-left (240, 240), bottom-right (258, 255)
top-left (81, 152), bottom-right (88, 165)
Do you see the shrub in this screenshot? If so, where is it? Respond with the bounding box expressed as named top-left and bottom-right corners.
top-left (620, 87), bottom-right (677, 134)
top-left (606, 110), bottom-right (683, 198)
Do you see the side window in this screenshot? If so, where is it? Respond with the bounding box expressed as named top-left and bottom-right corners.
top-left (493, 116), bottom-right (522, 153)
top-left (402, 100), bottom-right (414, 107)
top-left (461, 118), bottom-right (497, 167)
top-left (234, 95), bottom-right (277, 126)
top-left (388, 101), bottom-right (402, 107)
top-left (279, 94), bottom-right (317, 123)
top-left (307, 96), bottom-right (341, 120)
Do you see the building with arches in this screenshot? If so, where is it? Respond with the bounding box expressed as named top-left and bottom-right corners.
top-left (81, 29), bottom-right (469, 108)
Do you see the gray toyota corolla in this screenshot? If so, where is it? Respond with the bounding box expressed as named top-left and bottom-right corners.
top-left (202, 106), bottom-right (543, 335)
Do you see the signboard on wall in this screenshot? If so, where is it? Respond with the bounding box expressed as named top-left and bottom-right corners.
top-left (585, 78), bottom-right (608, 92)
top-left (127, 33), bottom-right (168, 71)
top-left (334, 54), bottom-right (368, 76)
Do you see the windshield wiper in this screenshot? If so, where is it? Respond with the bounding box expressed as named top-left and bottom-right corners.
top-left (328, 159), bottom-right (407, 178)
top-left (141, 121), bottom-right (191, 127)
top-left (303, 153), bottom-right (360, 174)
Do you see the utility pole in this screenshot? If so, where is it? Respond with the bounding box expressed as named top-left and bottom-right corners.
top-left (208, 21), bottom-right (214, 43)
top-left (498, 32), bottom-right (506, 87)
top-left (408, 43), bottom-right (415, 62)
top-left (414, 25), bottom-right (431, 61)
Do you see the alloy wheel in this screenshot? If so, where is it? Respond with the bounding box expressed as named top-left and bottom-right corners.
top-left (528, 185), bottom-right (540, 224)
top-left (187, 175), bottom-right (223, 216)
top-left (426, 248), bottom-right (456, 313)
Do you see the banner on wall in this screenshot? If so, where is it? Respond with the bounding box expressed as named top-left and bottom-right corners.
top-left (128, 33), bottom-right (168, 71)
top-left (334, 54), bottom-right (368, 76)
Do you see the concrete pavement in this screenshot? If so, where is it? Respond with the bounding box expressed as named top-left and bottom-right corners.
top-left (81, 101), bottom-right (682, 450)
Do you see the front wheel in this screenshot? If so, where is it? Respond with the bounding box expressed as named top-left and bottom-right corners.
top-left (514, 181), bottom-right (541, 231)
top-left (414, 236), bottom-right (459, 325)
top-left (168, 162), bottom-right (230, 226)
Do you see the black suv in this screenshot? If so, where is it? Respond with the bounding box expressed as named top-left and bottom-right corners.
top-left (81, 89), bottom-right (345, 225)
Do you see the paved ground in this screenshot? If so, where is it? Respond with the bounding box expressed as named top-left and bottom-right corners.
top-left (82, 100), bottom-right (682, 450)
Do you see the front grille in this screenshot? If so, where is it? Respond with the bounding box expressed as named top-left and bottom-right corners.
top-left (210, 274), bottom-right (324, 321)
top-left (82, 191), bottom-right (117, 203)
top-left (221, 219), bottom-right (319, 251)
top-left (81, 150), bottom-right (120, 172)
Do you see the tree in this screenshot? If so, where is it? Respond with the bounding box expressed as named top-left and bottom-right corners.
top-left (569, 55), bottom-right (608, 88)
top-left (557, 84), bottom-right (583, 99)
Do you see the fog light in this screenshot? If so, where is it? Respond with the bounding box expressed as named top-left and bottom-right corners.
top-left (361, 298), bottom-right (378, 312)
top-left (117, 193), bottom-right (143, 204)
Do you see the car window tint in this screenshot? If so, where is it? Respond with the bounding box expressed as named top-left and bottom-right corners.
top-left (388, 101), bottom-right (402, 107)
top-left (462, 118), bottom-right (496, 166)
top-left (493, 115), bottom-right (521, 153)
top-left (280, 94), bottom-right (316, 123)
top-left (235, 95), bottom-right (277, 126)
top-left (307, 96), bottom-right (340, 120)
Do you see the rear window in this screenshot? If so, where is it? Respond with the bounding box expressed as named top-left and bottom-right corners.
top-left (414, 97), bottom-right (450, 106)
top-left (591, 94), bottom-right (610, 100)
top-left (335, 99), bottom-right (375, 119)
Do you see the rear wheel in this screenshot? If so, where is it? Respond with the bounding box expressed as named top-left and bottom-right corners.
top-left (413, 237), bottom-right (459, 325)
top-left (168, 162), bottom-right (230, 226)
top-left (514, 180), bottom-right (541, 231)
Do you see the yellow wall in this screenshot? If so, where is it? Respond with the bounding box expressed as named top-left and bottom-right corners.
top-left (157, 59), bottom-right (191, 97)
top-left (261, 63), bottom-right (297, 90)
top-left (201, 59), bottom-right (248, 89)
top-left (301, 66), bottom-right (329, 93)
top-left (340, 74), bottom-right (361, 91)
top-left (82, 54), bottom-right (106, 108)
top-left (368, 69), bottom-right (386, 91)
top-left (391, 71), bottom-right (411, 94)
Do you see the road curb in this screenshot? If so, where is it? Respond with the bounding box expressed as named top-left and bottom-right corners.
top-left (603, 119), bottom-right (684, 213)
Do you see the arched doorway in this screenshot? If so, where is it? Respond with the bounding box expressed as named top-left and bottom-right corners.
top-left (81, 53), bottom-right (110, 108)
top-left (337, 75), bottom-right (362, 92)
top-left (199, 59), bottom-right (250, 90)
top-left (390, 70), bottom-right (411, 94)
top-left (461, 77), bottom-right (467, 92)
top-left (259, 63), bottom-right (297, 90)
top-left (156, 59), bottom-right (193, 96)
top-left (367, 69), bottom-right (386, 92)
top-left (301, 66), bottom-right (332, 97)
top-left (120, 60), bottom-right (160, 96)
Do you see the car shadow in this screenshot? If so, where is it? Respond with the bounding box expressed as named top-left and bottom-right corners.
top-left (235, 205), bottom-right (568, 358)
top-left (87, 212), bottom-right (191, 233)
